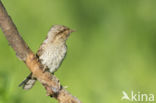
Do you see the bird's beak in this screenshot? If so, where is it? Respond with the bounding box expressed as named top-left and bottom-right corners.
top-left (69, 29), bottom-right (75, 33)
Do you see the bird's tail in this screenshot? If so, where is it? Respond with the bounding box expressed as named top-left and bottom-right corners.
top-left (19, 73), bottom-right (36, 90)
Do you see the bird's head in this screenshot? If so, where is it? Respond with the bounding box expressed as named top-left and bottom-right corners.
top-left (47, 25), bottom-right (74, 44)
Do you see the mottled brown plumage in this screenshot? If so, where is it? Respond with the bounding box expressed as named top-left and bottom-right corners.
top-left (19, 25), bottom-right (74, 90)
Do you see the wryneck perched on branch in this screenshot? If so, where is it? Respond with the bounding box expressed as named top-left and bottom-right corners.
top-left (19, 25), bottom-right (74, 90)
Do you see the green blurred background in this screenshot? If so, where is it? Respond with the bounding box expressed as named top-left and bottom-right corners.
top-left (0, 0), bottom-right (156, 103)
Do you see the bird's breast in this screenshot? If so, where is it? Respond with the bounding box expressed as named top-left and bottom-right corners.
top-left (39, 44), bottom-right (67, 73)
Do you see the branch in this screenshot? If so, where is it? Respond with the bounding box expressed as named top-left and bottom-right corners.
top-left (0, 1), bottom-right (81, 103)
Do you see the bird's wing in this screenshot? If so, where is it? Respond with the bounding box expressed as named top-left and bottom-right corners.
top-left (36, 46), bottom-right (43, 57)
top-left (36, 36), bottom-right (48, 57)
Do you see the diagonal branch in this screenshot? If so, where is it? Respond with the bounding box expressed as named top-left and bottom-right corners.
top-left (0, 1), bottom-right (81, 103)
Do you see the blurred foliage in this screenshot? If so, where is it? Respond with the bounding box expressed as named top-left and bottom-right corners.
top-left (0, 0), bottom-right (156, 103)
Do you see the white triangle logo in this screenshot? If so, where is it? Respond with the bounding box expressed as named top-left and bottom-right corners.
top-left (121, 91), bottom-right (130, 101)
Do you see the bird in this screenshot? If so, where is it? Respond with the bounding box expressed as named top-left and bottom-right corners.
top-left (19, 25), bottom-right (74, 90)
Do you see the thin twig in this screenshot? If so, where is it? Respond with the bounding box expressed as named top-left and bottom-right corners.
top-left (0, 1), bottom-right (81, 103)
